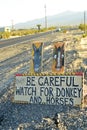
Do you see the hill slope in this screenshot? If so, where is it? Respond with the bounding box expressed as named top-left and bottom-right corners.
top-left (14, 11), bottom-right (86, 29)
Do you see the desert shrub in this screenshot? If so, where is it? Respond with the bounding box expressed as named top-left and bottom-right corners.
top-left (2, 32), bottom-right (11, 39)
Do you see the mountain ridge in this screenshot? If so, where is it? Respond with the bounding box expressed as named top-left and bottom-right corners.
top-left (14, 11), bottom-right (87, 29)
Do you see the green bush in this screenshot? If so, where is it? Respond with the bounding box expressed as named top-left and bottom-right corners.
top-left (79, 24), bottom-right (87, 31)
top-left (0, 26), bottom-right (57, 39)
top-left (2, 32), bottom-right (11, 39)
top-left (82, 33), bottom-right (87, 37)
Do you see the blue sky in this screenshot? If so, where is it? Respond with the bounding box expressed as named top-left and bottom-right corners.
top-left (0, 0), bottom-right (87, 27)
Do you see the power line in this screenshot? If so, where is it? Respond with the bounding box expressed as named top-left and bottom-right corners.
top-left (84, 11), bottom-right (86, 34)
top-left (11, 20), bottom-right (14, 31)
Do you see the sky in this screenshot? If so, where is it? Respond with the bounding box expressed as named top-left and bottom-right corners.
top-left (0, 0), bottom-right (87, 27)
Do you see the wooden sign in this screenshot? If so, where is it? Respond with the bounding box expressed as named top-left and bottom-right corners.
top-left (52, 42), bottom-right (64, 74)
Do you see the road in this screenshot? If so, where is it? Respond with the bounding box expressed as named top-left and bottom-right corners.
top-left (0, 31), bottom-right (52, 48)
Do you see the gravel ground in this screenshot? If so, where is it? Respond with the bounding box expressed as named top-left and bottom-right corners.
top-left (0, 89), bottom-right (87, 130)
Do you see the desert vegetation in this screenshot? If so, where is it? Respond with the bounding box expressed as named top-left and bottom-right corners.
top-left (0, 26), bottom-right (56, 39)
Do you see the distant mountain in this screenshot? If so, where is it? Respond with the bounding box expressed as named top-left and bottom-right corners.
top-left (14, 11), bottom-right (86, 29)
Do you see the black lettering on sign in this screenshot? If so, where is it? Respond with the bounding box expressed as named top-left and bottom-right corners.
top-left (72, 77), bottom-right (79, 87)
top-left (55, 97), bottom-right (60, 105)
top-left (60, 98), bottom-right (64, 105)
top-left (44, 77), bottom-right (49, 86)
top-left (40, 87), bottom-right (53, 96)
top-left (56, 88), bottom-right (82, 98)
top-left (16, 87), bottom-right (36, 96)
top-left (55, 77), bottom-right (59, 86)
top-left (56, 88), bottom-right (61, 97)
top-left (26, 77), bottom-right (35, 86)
top-left (38, 76), bottom-right (79, 87)
top-left (46, 97), bottom-right (74, 105)
top-left (66, 77), bottom-right (79, 87)
top-left (27, 87), bottom-right (36, 96)
top-left (16, 87), bottom-right (24, 95)
top-left (64, 98), bottom-right (68, 105)
top-left (60, 77), bottom-right (65, 86)
top-left (38, 77), bottom-right (43, 86)
top-left (69, 98), bottom-right (74, 105)
top-left (66, 77), bottom-right (72, 86)
top-left (29, 96), bottom-right (42, 104)
top-left (78, 88), bottom-right (82, 97)
top-left (46, 96), bottom-right (55, 105)
top-left (50, 77), bottom-right (55, 86)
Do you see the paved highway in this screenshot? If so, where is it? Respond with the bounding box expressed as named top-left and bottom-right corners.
top-left (0, 31), bottom-right (52, 48)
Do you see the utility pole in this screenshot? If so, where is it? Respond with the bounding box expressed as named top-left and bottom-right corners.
top-left (44, 4), bottom-right (47, 29)
top-left (84, 11), bottom-right (86, 34)
top-left (11, 19), bottom-right (14, 31)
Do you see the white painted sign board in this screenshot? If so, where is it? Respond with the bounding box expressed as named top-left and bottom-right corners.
top-left (14, 74), bottom-right (83, 105)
